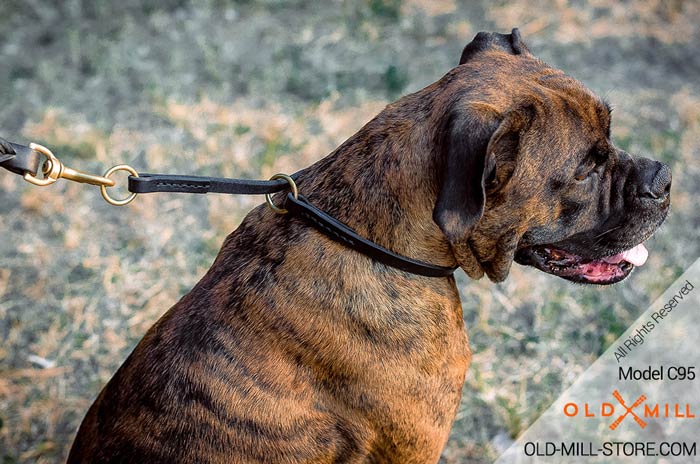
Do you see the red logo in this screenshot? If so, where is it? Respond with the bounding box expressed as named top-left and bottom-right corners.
top-left (609, 390), bottom-right (647, 430)
top-left (563, 391), bottom-right (694, 430)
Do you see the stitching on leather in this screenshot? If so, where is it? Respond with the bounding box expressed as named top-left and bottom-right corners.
top-left (299, 210), bottom-right (356, 247)
top-left (155, 182), bottom-right (208, 189)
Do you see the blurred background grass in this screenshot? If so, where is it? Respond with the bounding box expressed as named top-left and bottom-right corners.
top-left (0, 1), bottom-right (698, 462)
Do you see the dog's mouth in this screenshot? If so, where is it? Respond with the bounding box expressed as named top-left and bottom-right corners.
top-left (514, 243), bottom-right (648, 285)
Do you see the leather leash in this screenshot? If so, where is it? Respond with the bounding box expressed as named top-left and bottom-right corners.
top-left (0, 139), bottom-right (43, 177)
top-left (1, 137), bottom-right (457, 278)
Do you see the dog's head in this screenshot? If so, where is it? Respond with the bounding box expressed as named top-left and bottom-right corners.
top-left (432, 28), bottom-right (671, 284)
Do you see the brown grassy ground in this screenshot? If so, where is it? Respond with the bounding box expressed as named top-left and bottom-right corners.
top-left (0, 1), bottom-right (699, 462)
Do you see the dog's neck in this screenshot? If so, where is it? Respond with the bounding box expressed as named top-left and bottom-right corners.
top-left (293, 100), bottom-right (461, 271)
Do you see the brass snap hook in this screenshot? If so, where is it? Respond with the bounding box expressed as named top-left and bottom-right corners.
top-left (265, 173), bottom-right (298, 214)
top-left (23, 142), bottom-right (116, 187)
top-left (21, 142), bottom-right (140, 206)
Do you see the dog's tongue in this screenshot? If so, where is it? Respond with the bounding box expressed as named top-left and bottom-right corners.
top-left (602, 243), bottom-right (649, 267)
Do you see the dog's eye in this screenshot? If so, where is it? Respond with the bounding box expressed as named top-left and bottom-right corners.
top-left (574, 147), bottom-right (609, 182)
top-left (574, 163), bottom-right (596, 182)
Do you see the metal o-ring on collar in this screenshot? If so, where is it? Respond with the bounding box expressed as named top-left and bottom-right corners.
top-left (265, 173), bottom-right (298, 214)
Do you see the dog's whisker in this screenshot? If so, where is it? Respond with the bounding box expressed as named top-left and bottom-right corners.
top-left (592, 225), bottom-right (624, 246)
top-left (594, 225), bottom-right (623, 240)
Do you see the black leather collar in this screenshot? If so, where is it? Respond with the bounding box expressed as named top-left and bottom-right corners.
top-left (284, 194), bottom-right (456, 277)
top-left (129, 173), bottom-right (457, 278)
top-left (1, 138), bottom-right (457, 278)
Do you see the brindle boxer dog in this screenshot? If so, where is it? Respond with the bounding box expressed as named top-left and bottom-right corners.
top-left (68, 29), bottom-right (671, 463)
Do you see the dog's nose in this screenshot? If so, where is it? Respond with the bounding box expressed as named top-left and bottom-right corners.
top-left (638, 160), bottom-right (671, 203)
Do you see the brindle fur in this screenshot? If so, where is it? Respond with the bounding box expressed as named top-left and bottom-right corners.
top-left (68, 29), bottom-right (669, 463)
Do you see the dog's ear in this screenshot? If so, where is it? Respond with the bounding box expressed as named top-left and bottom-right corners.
top-left (433, 103), bottom-right (532, 278)
top-left (459, 28), bottom-right (529, 64)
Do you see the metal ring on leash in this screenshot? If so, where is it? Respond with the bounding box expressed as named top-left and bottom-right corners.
top-left (101, 165), bottom-right (139, 206)
top-left (265, 173), bottom-right (298, 214)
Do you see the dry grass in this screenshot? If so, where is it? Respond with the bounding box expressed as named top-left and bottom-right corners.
top-left (490, 0), bottom-right (700, 44)
top-left (0, 1), bottom-right (698, 462)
